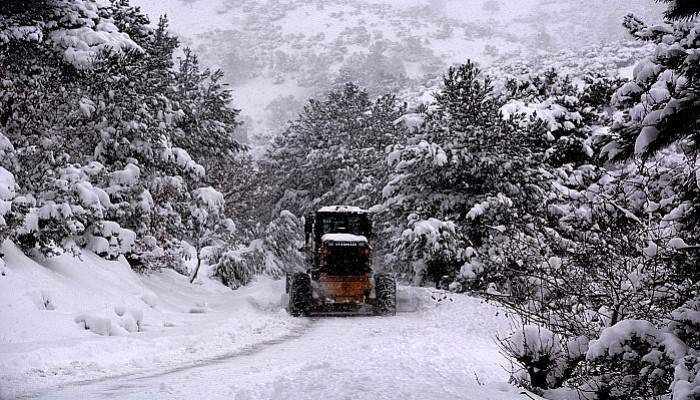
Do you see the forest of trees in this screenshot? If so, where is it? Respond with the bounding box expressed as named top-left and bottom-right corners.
top-left (0, 0), bottom-right (300, 286)
top-left (0, 0), bottom-right (698, 399)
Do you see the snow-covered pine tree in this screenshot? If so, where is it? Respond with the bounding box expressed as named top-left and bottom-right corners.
top-left (172, 48), bottom-right (244, 186)
top-left (606, 13), bottom-right (700, 159)
top-left (501, 68), bottom-right (605, 168)
top-left (1, 1), bottom-right (243, 272)
top-left (220, 154), bottom-right (277, 228)
top-left (259, 210), bottom-right (305, 276)
top-left (268, 82), bottom-right (407, 216)
top-left (395, 217), bottom-right (468, 287)
top-left (605, 3), bottom-right (700, 292)
top-left (657, 0), bottom-right (700, 20)
top-left (382, 60), bottom-right (551, 284)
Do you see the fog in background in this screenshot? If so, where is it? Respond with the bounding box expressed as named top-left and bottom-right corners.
top-left (134, 0), bottom-right (664, 147)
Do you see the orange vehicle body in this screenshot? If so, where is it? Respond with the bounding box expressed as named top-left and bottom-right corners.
top-left (319, 273), bottom-right (371, 303)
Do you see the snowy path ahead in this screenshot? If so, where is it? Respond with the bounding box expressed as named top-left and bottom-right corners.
top-left (24, 291), bottom-right (530, 400)
top-left (1, 245), bottom-right (533, 400)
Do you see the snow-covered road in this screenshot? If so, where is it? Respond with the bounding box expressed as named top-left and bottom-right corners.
top-left (1, 243), bottom-right (534, 400)
top-left (26, 294), bottom-right (528, 400)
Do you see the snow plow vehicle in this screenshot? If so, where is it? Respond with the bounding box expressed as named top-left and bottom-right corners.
top-left (286, 206), bottom-right (397, 317)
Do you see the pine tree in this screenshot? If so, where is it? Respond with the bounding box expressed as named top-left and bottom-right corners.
top-left (604, 4), bottom-right (700, 274)
top-left (0, 0), bottom-right (244, 272)
top-left (657, 0), bottom-right (700, 20)
top-left (173, 48), bottom-right (245, 186)
top-left (268, 82), bottom-right (406, 216)
top-left (433, 61), bottom-right (500, 132)
top-left (381, 60), bottom-right (552, 283)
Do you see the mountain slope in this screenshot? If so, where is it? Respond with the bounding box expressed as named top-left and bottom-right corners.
top-left (132, 0), bottom-right (663, 147)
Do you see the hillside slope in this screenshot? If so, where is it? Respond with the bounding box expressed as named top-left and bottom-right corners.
top-left (133, 0), bottom-right (663, 146)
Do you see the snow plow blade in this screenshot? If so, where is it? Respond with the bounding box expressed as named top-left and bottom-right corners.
top-left (306, 303), bottom-right (376, 317)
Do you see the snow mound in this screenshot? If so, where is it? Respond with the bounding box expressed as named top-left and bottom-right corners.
top-left (0, 241), bottom-right (303, 398)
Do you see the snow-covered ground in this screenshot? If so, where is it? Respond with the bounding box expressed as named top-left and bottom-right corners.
top-left (0, 241), bottom-right (530, 400)
top-left (0, 241), bottom-right (303, 398)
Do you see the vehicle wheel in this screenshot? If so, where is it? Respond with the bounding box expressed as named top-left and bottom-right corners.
top-left (374, 273), bottom-right (397, 316)
top-left (288, 273), bottom-right (313, 317)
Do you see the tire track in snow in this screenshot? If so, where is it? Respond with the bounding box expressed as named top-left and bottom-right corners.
top-left (18, 319), bottom-right (317, 399)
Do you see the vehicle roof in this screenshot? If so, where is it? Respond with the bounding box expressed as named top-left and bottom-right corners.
top-left (316, 205), bottom-right (370, 214)
top-left (321, 233), bottom-right (368, 243)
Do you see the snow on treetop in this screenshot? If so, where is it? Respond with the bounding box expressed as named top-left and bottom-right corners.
top-left (0, 25), bottom-right (43, 45)
top-left (110, 163), bottom-right (140, 187)
top-left (500, 99), bottom-right (582, 133)
top-left (317, 205), bottom-right (369, 214)
top-left (193, 187), bottom-right (224, 211)
top-left (393, 113), bottom-right (425, 133)
top-left (586, 319), bottom-right (687, 362)
top-left (48, 2), bottom-right (143, 69)
top-left (321, 233), bottom-right (368, 244)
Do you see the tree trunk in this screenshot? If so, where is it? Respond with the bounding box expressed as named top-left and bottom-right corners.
top-left (189, 252), bottom-right (202, 284)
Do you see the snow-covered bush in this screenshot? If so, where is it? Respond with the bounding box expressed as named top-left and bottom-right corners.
top-left (670, 299), bottom-right (700, 351)
top-left (583, 320), bottom-right (685, 400)
top-left (210, 245), bottom-right (264, 289)
top-left (17, 200), bottom-right (86, 258)
top-left (83, 221), bottom-right (136, 260)
top-left (396, 217), bottom-right (466, 286)
top-left (664, 298), bottom-right (700, 400)
top-left (500, 325), bottom-right (571, 391)
top-left (75, 306), bottom-right (144, 336)
top-left (212, 210), bottom-right (303, 288)
top-left (487, 151), bottom-right (699, 398)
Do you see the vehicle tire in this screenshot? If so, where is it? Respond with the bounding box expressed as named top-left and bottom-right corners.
top-left (288, 273), bottom-right (313, 317)
top-left (374, 273), bottom-right (397, 316)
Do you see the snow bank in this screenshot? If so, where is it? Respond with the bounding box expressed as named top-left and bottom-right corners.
top-left (0, 241), bottom-right (304, 398)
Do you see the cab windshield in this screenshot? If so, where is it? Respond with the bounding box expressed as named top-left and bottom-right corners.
top-left (316, 212), bottom-right (371, 238)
